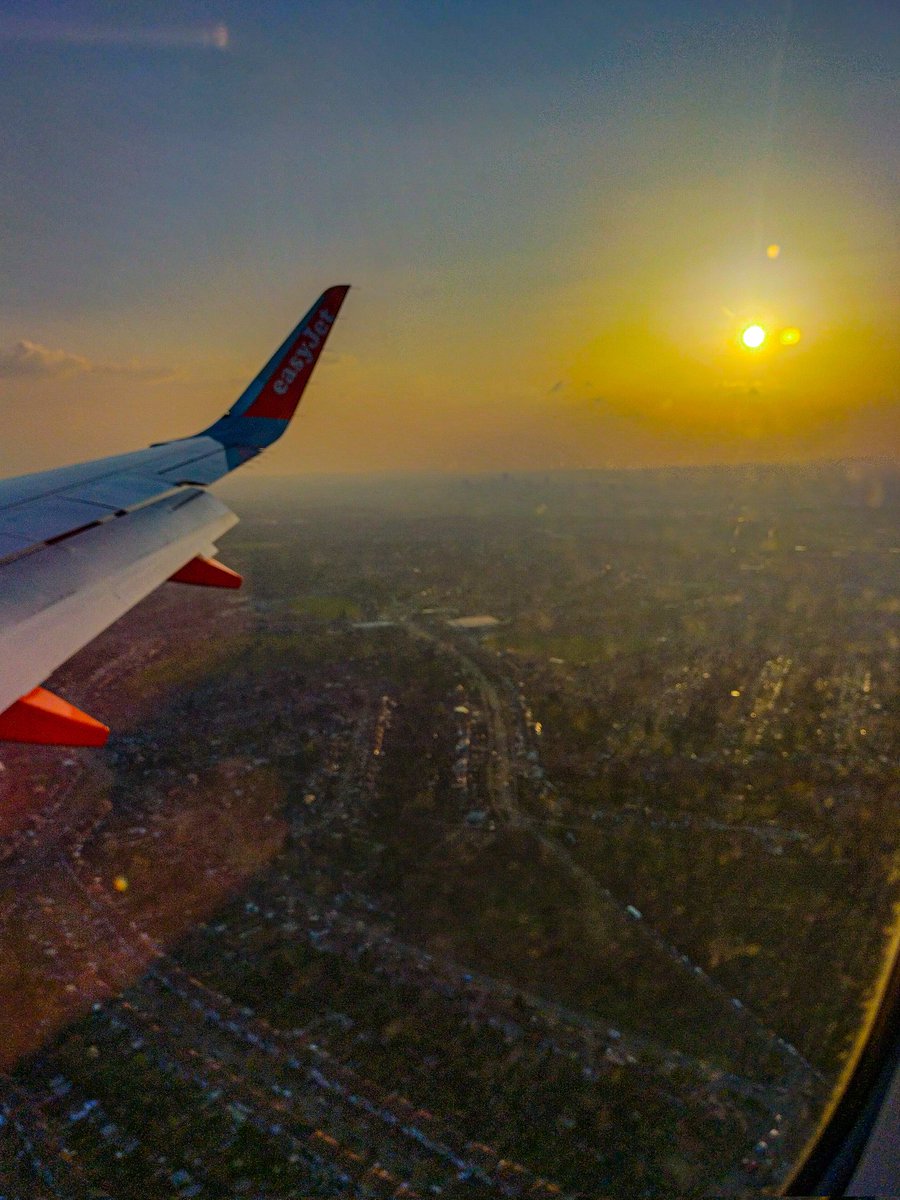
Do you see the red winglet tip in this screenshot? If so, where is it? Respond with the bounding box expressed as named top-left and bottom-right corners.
top-left (169, 555), bottom-right (243, 589)
top-left (242, 285), bottom-right (351, 421)
top-left (0, 687), bottom-right (110, 747)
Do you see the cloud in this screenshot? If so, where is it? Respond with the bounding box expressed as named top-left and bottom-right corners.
top-left (0, 340), bottom-right (90, 379)
top-left (0, 340), bottom-right (174, 383)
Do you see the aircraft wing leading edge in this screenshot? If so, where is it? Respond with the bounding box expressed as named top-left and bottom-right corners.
top-left (0, 284), bottom-right (350, 745)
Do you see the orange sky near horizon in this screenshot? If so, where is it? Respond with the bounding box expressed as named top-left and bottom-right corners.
top-left (0, 4), bottom-right (897, 477)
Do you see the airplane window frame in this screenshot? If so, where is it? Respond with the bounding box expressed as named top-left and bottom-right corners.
top-left (784, 929), bottom-right (900, 1194)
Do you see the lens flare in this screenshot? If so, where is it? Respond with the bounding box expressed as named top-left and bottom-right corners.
top-left (766, 244), bottom-right (781, 259)
top-left (741, 324), bottom-right (766, 349)
top-left (779, 327), bottom-right (801, 346)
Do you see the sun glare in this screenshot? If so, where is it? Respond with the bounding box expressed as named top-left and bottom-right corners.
top-left (741, 324), bottom-right (766, 349)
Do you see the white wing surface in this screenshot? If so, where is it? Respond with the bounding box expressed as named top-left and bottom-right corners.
top-left (0, 285), bottom-right (350, 745)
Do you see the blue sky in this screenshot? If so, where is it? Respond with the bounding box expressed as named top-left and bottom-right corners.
top-left (0, 1), bottom-right (897, 473)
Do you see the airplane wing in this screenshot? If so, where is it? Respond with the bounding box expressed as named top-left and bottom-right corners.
top-left (0, 284), bottom-right (350, 746)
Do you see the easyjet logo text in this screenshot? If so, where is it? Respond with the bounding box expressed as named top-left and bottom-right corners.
top-left (272, 308), bottom-right (335, 395)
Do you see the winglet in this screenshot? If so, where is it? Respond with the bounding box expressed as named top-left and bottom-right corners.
top-left (200, 284), bottom-right (350, 451)
top-left (0, 687), bottom-right (110, 747)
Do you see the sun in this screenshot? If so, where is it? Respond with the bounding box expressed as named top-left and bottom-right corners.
top-left (741, 324), bottom-right (766, 349)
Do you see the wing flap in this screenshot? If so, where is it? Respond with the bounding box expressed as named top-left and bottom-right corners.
top-left (0, 438), bottom-right (230, 517)
top-left (0, 494), bottom-right (114, 546)
top-left (0, 532), bottom-right (34, 560)
top-left (62, 471), bottom-right (181, 510)
top-left (0, 444), bottom-right (234, 561)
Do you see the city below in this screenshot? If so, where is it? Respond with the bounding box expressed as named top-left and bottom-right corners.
top-left (0, 462), bottom-right (896, 1198)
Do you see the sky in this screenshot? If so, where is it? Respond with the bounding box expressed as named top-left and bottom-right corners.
top-left (0, 0), bottom-right (897, 475)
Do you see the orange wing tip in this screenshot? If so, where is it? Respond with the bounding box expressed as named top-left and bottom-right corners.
top-left (0, 687), bottom-right (110, 747)
top-left (169, 554), bottom-right (243, 589)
